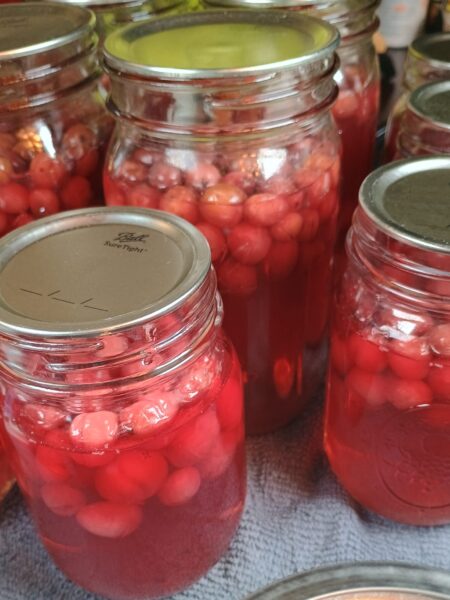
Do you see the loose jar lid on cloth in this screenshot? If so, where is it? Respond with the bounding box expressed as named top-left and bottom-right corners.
top-left (0, 207), bottom-right (210, 337)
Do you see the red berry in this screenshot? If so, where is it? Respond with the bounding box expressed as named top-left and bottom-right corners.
top-left (0, 182), bottom-right (29, 214)
top-left (217, 258), bottom-right (257, 296)
top-left (227, 223), bottom-right (271, 265)
top-left (428, 361), bottom-right (450, 401)
top-left (297, 209), bottom-right (319, 242)
top-left (273, 357), bottom-right (294, 399)
top-left (200, 183), bottom-right (245, 228)
top-left (221, 171), bottom-right (255, 195)
top-left (23, 404), bottom-right (66, 430)
top-left (263, 241), bottom-right (298, 280)
top-left (29, 188), bottom-right (60, 217)
top-left (148, 162), bottom-right (182, 190)
top-left (120, 393), bottom-right (178, 435)
top-left (166, 410), bottom-right (220, 468)
top-left (12, 213), bottom-right (33, 229)
top-left (348, 334), bottom-right (388, 373)
top-left (199, 430), bottom-right (239, 480)
top-left (185, 162), bottom-right (220, 190)
top-left (244, 193), bottom-right (289, 227)
top-left (159, 186), bottom-right (199, 224)
top-left (116, 159), bottom-right (147, 183)
top-left (62, 124), bottom-right (96, 160)
top-left (270, 212), bottom-right (303, 242)
top-left (30, 153), bottom-right (67, 188)
top-left (429, 324), bottom-right (450, 357)
top-left (70, 411), bottom-right (119, 449)
top-left (346, 368), bottom-right (387, 407)
top-left (103, 174), bottom-right (126, 206)
top-left (41, 482), bottom-right (85, 517)
top-left (216, 374), bottom-right (243, 431)
top-left (386, 376), bottom-right (432, 410)
top-left (77, 502), bottom-right (142, 538)
top-left (127, 183), bottom-right (160, 208)
top-left (158, 467), bottom-right (201, 506)
top-left (61, 176), bottom-right (92, 209)
top-left (263, 174), bottom-right (296, 195)
top-left (388, 338), bottom-right (430, 380)
top-left (196, 222), bottom-right (227, 263)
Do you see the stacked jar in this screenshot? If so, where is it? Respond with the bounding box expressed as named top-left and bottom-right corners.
top-left (0, 2), bottom-right (112, 234)
top-left (392, 80), bottom-right (450, 159)
top-left (384, 32), bottom-right (450, 161)
top-left (203, 0), bottom-right (380, 257)
top-left (325, 156), bottom-right (450, 525)
top-left (102, 11), bottom-right (341, 434)
top-left (0, 207), bottom-right (245, 599)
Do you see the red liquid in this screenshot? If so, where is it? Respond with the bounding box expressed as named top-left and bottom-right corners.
top-left (326, 312), bottom-right (450, 525)
top-left (1, 347), bottom-right (245, 598)
top-left (0, 438), bottom-right (13, 500)
top-left (104, 140), bottom-right (340, 434)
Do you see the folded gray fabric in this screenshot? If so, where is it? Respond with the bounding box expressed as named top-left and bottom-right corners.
top-left (1, 402), bottom-right (450, 600)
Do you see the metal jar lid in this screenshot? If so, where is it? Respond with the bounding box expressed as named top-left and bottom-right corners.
top-left (0, 208), bottom-right (211, 338)
top-left (50, 0), bottom-right (181, 13)
top-left (359, 156), bottom-right (450, 254)
top-left (246, 563), bottom-right (450, 600)
top-left (409, 33), bottom-right (450, 69)
top-left (407, 80), bottom-right (450, 130)
top-left (103, 9), bottom-right (339, 80)
top-left (0, 2), bottom-right (95, 60)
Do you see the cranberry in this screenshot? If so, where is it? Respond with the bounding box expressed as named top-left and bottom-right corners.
top-left (346, 368), bottom-right (387, 407)
top-left (77, 502), bottom-right (142, 538)
top-left (104, 175), bottom-right (126, 206)
top-left (12, 213), bottom-right (33, 229)
top-left (120, 394), bottom-right (178, 435)
top-left (388, 338), bottom-right (430, 380)
top-left (159, 186), bottom-right (199, 224)
top-left (29, 188), bottom-right (60, 217)
top-left (270, 212), bottom-right (304, 242)
top-left (185, 162), bottom-right (221, 190)
top-left (62, 124), bottom-right (96, 161)
top-left (221, 171), bottom-right (255, 195)
top-left (428, 361), bottom-right (450, 401)
top-left (348, 334), bottom-right (388, 373)
top-left (30, 153), bottom-right (67, 189)
top-left (95, 451), bottom-right (168, 503)
top-left (244, 193), bottom-right (289, 227)
top-left (166, 410), bottom-right (220, 468)
top-left (127, 184), bottom-right (160, 209)
top-left (35, 432), bottom-right (72, 483)
top-left (41, 482), bottom-right (86, 517)
top-left (116, 159), bottom-right (147, 184)
top-left (132, 148), bottom-right (160, 166)
top-left (61, 176), bottom-right (92, 209)
top-left (70, 411), bottom-right (119, 449)
top-left (297, 209), bottom-right (320, 242)
top-left (216, 376), bottom-right (243, 431)
top-left (217, 258), bottom-right (257, 296)
top-left (294, 167), bottom-right (321, 190)
top-left (75, 148), bottom-right (99, 177)
top-left (0, 182), bottom-right (29, 214)
top-left (196, 222), bottom-right (227, 263)
top-left (273, 357), bottom-right (294, 399)
top-left (429, 324), bottom-right (450, 357)
top-left (263, 174), bottom-right (296, 195)
top-left (0, 157), bottom-right (12, 184)
top-left (158, 467), bottom-right (201, 506)
top-left (200, 184), bottom-right (245, 228)
top-left (263, 241), bottom-right (298, 280)
top-left (23, 404), bottom-right (66, 430)
top-left (199, 430), bottom-right (238, 480)
top-left (227, 223), bottom-right (271, 265)
top-left (148, 162), bottom-right (182, 190)
top-left (387, 377), bottom-right (432, 410)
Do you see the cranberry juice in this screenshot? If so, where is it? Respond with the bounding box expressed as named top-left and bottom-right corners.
top-left (105, 141), bottom-right (340, 434)
top-left (326, 303), bottom-right (450, 525)
top-left (1, 344), bottom-right (245, 599)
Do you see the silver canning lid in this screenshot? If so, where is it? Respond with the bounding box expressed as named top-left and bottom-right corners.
top-left (0, 207), bottom-right (211, 338)
top-left (103, 9), bottom-right (339, 80)
top-left (50, 0), bottom-right (180, 12)
top-left (408, 81), bottom-right (450, 130)
top-left (410, 33), bottom-right (450, 69)
top-left (359, 156), bottom-right (450, 254)
top-left (0, 2), bottom-right (95, 60)
top-left (204, 0), bottom-right (376, 15)
top-left (246, 563), bottom-right (450, 600)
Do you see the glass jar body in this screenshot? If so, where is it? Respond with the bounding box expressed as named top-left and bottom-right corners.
top-left (0, 435), bottom-right (13, 501)
top-left (104, 113), bottom-right (340, 435)
top-left (325, 217), bottom-right (450, 525)
top-left (0, 79), bottom-right (112, 233)
top-left (0, 311), bottom-right (245, 598)
top-left (393, 108), bottom-right (450, 159)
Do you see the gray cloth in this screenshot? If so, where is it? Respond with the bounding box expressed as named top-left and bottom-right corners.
top-left (1, 402), bottom-right (450, 600)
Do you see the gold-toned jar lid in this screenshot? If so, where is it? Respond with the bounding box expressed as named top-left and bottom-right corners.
top-left (408, 80), bottom-right (450, 130)
top-left (0, 2), bottom-right (95, 59)
top-left (103, 9), bottom-right (339, 79)
top-left (0, 208), bottom-right (211, 338)
top-left (409, 32), bottom-right (450, 69)
top-left (359, 156), bottom-right (450, 253)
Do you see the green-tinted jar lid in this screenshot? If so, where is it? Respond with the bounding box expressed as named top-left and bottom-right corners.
top-left (408, 81), bottom-right (450, 130)
top-left (410, 33), bottom-right (450, 68)
top-left (103, 9), bottom-right (339, 78)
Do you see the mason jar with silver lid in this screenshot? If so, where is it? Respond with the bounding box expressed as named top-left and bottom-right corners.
top-left (0, 207), bottom-right (245, 599)
top-left (384, 33), bottom-right (450, 161)
top-left (102, 10), bottom-right (341, 435)
top-left (0, 2), bottom-right (112, 235)
top-left (393, 80), bottom-right (450, 159)
top-left (326, 155), bottom-right (450, 525)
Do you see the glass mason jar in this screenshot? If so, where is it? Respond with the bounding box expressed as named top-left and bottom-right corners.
top-left (0, 2), bottom-right (112, 235)
top-left (325, 156), bottom-right (450, 526)
top-left (246, 563), bottom-right (450, 600)
top-left (0, 207), bottom-right (245, 599)
top-left (203, 0), bottom-right (380, 256)
top-left (102, 11), bottom-right (341, 435)
top-left (393, 80), bottom-right (450, 159)
top-left (384, 32), bottom-right (450, 162)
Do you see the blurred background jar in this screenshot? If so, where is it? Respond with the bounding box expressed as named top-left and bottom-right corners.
top-left (384, 32), bottom-right (450, 161)
top-left (377, 0), bottom-right (429, 48)
top-left (443, 0), bottom-right (450, 31)
top-left (0, 207), bottom-right (245, 599)
top-left (0, 2), bottom-right (112, 235)
top-left (102, 11), bottom-right (341, 435)
top-left (392, 80), bottom-right (450, 158)
top-left (325, 156), bottom-right (450, 525)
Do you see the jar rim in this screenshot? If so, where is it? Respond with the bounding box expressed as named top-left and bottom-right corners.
top-left (409, 32), bottom-right (450, 71)
top-left (407, 80), bottom-right (450, 131)
top-left (102, 9), bottom-right (339, 80)
top-left (51, 0), bottom-right (181, 11)
top-left (359, 156), bottom-right (450, 255)
top-left (245, 563), bottom-right (450, 600)
top-left (0, 2), bottom-right (95, 60)
top-left (0, 207), bottom-right (211, 339)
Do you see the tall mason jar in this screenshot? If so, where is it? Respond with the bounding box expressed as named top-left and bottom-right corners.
top-left (203, 0), bottom-right (380, 255)
top-left (0, 2), bottom-right (112, 234)
top-left (325, 156), bottom-right (450, 525)
top-left (384, 32), bottom-right (450, 161)
top-left (393, 80), bottom-right (450, 159)
top-left (102, 11), bottom-right (341, 435)
top-left (0, 207), bottom-right (245, 599)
